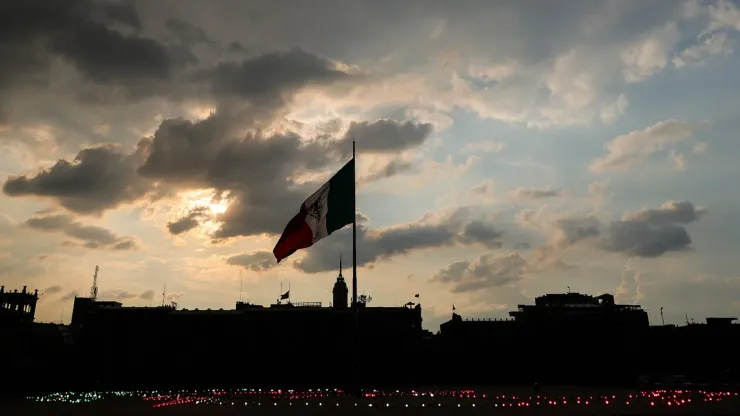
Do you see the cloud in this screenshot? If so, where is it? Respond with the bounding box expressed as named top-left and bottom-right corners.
top-left (43, 285), bottom-right (62, 295)
top-left (673, 32), bottom-right (734, 68)
top-left (621, 22), bottom-right (681, 83)
top-left (547, 200), bottom-right (707, 258)
top-left (167, 206), bottom-right (210, 235)
top-left (226, 250), bottom-right (276, 272)
top-left (139, 290), bottom-right (156, 301)
top-left (3, 144), bottom-right (156, 214)
top-left (359, 158), bottom-right (416, 184)
top-left (340, 119), bottom-right (434, 155)
top-left (586, 180), bottom-right (613, 206)
top-left (99, 290), bottom-right (137, 301)
top-left (0, 0), bottom-right (737, 326)
top-left (60, 291), bottom-right (78, 302)
top-left (552, 215), bottom-right (602, 248)
top-left (355, 211), bottom-right (370, 224)
top-left (615, 258), bottom-right (643, 304)
top-left (23, 214), bottom-right (138, 250)
top-left (600, 94), bottom-right (629, 124)
top-left (5, 110), bottom-right (435, 241)
top-left (508, 186), bottom-right (564, 201)
top-left (589, 119), bottom-right (705, 172)
top-left (468, 180), bottom-right (496, 201)
top-left (0, 0), bottom-right (175, 104)
top-left (293, 206), bottom-right (506, 273)
top-left (669, 150), bottom-right (686, 171)
top-left (431, 251), bottom-right (528, 293)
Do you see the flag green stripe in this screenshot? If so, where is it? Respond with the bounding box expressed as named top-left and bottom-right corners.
top-left (326, 158), bottom-right (355, 235)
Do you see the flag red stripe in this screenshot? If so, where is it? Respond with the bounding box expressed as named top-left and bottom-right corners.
top-left (273, 212), bottom-right (315, 263)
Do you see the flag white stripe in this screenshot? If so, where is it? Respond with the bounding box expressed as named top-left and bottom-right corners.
top-left (301, 181), bottom-right (330, 243)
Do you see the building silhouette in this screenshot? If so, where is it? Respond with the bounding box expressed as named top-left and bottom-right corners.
top-left (1, 271), bottom-right (739, 396)
top-left (0, 285), bottom-right (39, 325)
top-left (66, 263), bottom-right (423, 390)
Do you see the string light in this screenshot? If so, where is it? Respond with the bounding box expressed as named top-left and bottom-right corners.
top-left (25, 388), bottom-right (739, 410)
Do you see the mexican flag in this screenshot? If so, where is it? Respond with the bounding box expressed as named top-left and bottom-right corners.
top-left (273, 158), bottom-right (355, 263)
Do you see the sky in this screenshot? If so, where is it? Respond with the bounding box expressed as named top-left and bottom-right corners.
top-left (2, 0), bottom-right (740, 331)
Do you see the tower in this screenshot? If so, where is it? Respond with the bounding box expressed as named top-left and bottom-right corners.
top-left (90, 265), bottom-right (99, 301)
top-left (332, 254), bottom-right (348, 309)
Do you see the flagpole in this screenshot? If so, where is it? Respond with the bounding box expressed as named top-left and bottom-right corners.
top-left (352, 139), bottom-right (359, 393)
top-left (352, 139), bottom-right (358, 309)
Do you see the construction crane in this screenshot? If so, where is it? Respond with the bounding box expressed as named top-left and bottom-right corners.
top-left (90, 265), bottom-right (99, 301)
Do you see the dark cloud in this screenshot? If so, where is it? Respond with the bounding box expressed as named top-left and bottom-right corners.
top-left (43, 285), bottom-right (63, 295)
top-left (359, 158), bottom-right (416, 184)
top-left (553, 216), bottom-right (601, 248)
top-left (341, 119), bottom-right (433, 155)
top-left (167, 207), bottom-right (210, 235)
top-left (293, 207), bottom-right (505, 273)
top-left (226, 251), bottom-right (276, 272)
top-left (0, 1), bottom-right (444, 242)
top-left (550, 201), bottom-right (706, 258)
top-left (4, 105), bottom-right (434, 238)
top-left (203, 48), bottom-right (350, 104)
top-left (622, 200), bottom-right (706, 226)
top-left (457, 220), bottom-right (505, 249)
top-left (470, 180), bottom-right (495, 196)
top-left (3, 143), bottom-right (155, 214)
top-left (133, 0), bottom-right (683, 73)
top-left (509, 187), bottom-right (563, 200)
top-left (23, 214), bottom-right (138, 250)
top-left (165, 18), bottom-right (211, 45)
top-left (431, 252), bottom-right (529, 293)
top-left (600, 201), bottom-right (706, 257)
top-left (139, 289), bottom-right (155, 301)
top-left (0, 0), bottom-right (178, 105)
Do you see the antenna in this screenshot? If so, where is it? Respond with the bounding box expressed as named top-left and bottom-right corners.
top-left (162, 283), bottom-right (166, 307)
top-left (239, 269), bottom-right (243, 302)
top-left (90, 265), bottom-right (99, 301)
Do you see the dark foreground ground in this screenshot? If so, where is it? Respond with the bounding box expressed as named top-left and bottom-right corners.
top-left (2, 386), bottom-right (739, 416)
